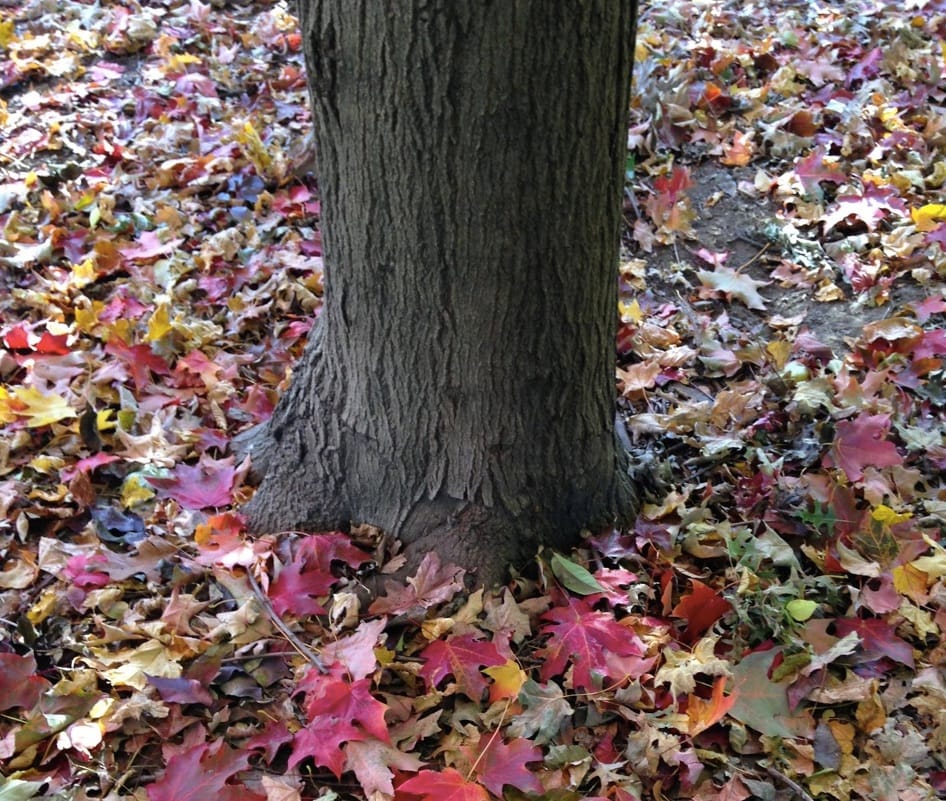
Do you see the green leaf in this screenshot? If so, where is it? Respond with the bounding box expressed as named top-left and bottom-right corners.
top-left (549, 553), bottom-right (605, 595)
top-left (786, 599), bottom-right (817, 622)
top-left (728, 650), bottom-right (813, 739)
top-left (0, 778), bottom-right (45, 801)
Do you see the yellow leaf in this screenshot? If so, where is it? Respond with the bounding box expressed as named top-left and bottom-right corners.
top-left (619, 298), bottom-right (643, 324)
top-left (0, 386), bottom-right (16, 423)
top-left (27, 586), bottom-right (60, 625)
top-left (96, 639), bottom-right (182, 690)
top-left (74, 300), bottom-right (103, 334)
top-left (0, 19), bottom-right (14, 48)
top-left (871, 504), bottom-right (910, 526)
top-left (10, 386), bottom-right (77, 428)
top-left (766, 339), bottom-right (791, 370)
top-left (146, 302), bottom-right (173, 343)
top-left (97, 408), bottom-right (117, 432)
top-left (855, 685), bottom-right (886, 733)
top-left (893, 563), bottom-right (928, 603)
top-left (70, 258), bottom-right (97, 289)
top-left (909, 534), bottom-right (946, 581)
top-left (484, 660), bottom-right (527, 703)
top-left (237, 120), bottom-right (272, 174)
top-left (911, 203), bottom-right (946, 232)
top-left (121, 474), bottom-right (155, 508)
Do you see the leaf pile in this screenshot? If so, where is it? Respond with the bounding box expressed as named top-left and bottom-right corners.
top-left (1, 1), bottom-right (945, 800)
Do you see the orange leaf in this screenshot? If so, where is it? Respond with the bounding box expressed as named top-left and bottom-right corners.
top-left (686, 675), bottom-right (735, 735)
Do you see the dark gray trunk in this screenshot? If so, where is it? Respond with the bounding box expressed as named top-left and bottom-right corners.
top-left (243, 0), bottom-right (639, 586)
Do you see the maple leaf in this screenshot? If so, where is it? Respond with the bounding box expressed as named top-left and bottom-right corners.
top-left (418, 633), bottom-right (505, 699)
top-left (655, 635), bottom-right (731, 700)
top-left (821, 183), bottom-right (907, 234)
top-left (1, 385), bottom-right (77, 428)
top-left (148, 454), bottom-right (248, 509)
top-left (697, 266), bottom-right (769, 310)
top-left (832, 617), bottom-right (914, 668)
top-left (120, 230), bottom-right (183, 261)
top-left (536, 593), bottom-right (648, 690)
top-left (506, 678), bottom-right (573, 743)
top-left (794, 147), bottom-right (846, 198)
top-left (291, 673), bottom-right (389, 777)
top-left (345, 738), bottom-right (424, 798)
top-left (464, 733), bottom-right (543, 797)
top-left (671, 579), bottom-right (733, 643)
top-left (398, 768), bottom-right (490, 801)
top-left (268, 533), bottom-right (372, 617)
top-left (103, 340), bottom-right (171, 388)
top-left (320, 616), bottom-right (387, 680)
top-left (369, 551), bottom-right (465, 615)
top-left (146, 739), bottom-right (265, 801)
top-left (822, 413), bottom-right (902, 481)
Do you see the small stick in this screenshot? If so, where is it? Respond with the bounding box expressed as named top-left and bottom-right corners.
top-left (764, 765), bottom-right (816, 801)
top-left (246, 568), bottom-right (327, 673)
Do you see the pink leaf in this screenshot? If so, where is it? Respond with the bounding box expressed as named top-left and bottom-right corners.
top-left (536, 593), bottom-right (649, 690)
top-left (822, 414), bottom-right (902, 481)
top-left (148, 455), bottom-right (247, 509)
top-left (268, 533), bottom-right (371, 617)
top-left (465, 733), bottom-right (543, 796)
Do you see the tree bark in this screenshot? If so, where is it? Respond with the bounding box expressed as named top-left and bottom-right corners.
top-left (243, 0), bottom-right (639, 587)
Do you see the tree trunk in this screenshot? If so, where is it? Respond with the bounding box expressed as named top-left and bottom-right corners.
top-left (243, 0), bottom-right (639, 587)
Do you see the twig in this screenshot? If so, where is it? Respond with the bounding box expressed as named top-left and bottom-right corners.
top-left (765, 765), bottom-right (816, 801)
top-left (246, 568), bottom-right (327, 673)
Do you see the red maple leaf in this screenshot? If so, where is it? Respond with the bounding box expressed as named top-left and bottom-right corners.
top-left (822, 413), bottom-right (902, 481)
top-left (536, 593), bottom-right (649, 690)
top-left (397, 768), bottom-right (490, 801)
top-left (269, 533), bottom-right (371, 617)
top-left (291, 673), bottom-right (389, 777)
top-left (833, 618), bottom-right (915, 668)
top-left (464, 733), bottom-right (543, 797)
top-left (794, 147), bottom-right (846, 197)
top-left (103, 340), bottom-right (171, 388)
top-left (671, 579), bottom-right (733, 644)
top-left (418, 633), bottom-right (505, 699)
top-left (146, 739), bottom-right (265, 801)
top-left (148, 454), bottom-right (247, 509)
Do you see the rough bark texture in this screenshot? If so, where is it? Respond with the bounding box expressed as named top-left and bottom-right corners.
top-left (244, 0), bottom-right (639, 586)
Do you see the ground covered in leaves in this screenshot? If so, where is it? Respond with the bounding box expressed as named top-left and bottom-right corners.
top-left (1, 1), bottom-right (945, 799)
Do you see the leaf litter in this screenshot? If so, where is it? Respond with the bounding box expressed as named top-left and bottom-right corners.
top-left (1, 1), bottom-right (945, 799)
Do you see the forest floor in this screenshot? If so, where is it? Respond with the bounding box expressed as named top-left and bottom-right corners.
top-left (1, 1), bottom-right (945, 800)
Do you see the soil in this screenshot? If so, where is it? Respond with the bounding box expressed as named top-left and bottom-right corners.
top-left (635, 161), bottom-right (927, 353)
